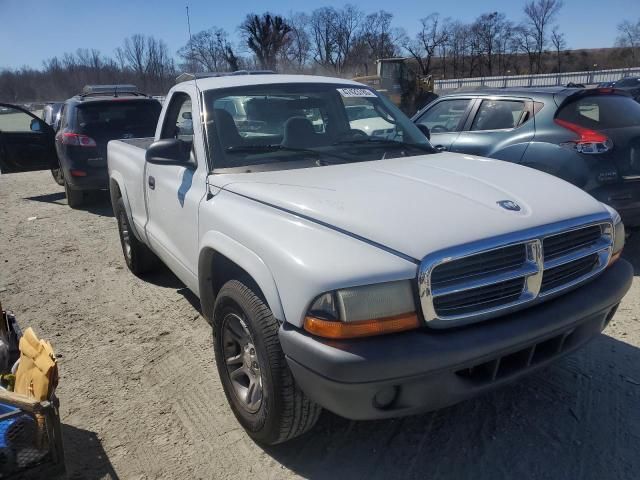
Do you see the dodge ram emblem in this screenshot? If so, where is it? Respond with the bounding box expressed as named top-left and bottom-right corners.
top-left (497, 200), bottom-right (521, 212)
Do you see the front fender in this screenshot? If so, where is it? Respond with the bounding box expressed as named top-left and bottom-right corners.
top-left (198, 231), bottom-right (285, 322)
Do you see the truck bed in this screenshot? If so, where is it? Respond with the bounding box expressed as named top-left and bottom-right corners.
top-left (117, 137), bottom-right (155, 150)
top-left (107, 138), bottom-right (152, 239)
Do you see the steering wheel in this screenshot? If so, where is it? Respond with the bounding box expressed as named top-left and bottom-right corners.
top-left (429, 125), bottom-right (449, 133)
top-left (336, 129), bottom-right (368, 142)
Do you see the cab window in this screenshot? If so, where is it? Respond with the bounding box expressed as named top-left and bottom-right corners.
top-left (415, 99), bottom-right (471, 133)
top-left (161, 93), bottom-right (193, 141)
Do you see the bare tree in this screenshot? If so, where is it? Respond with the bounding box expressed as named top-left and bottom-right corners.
top-left (309, 7), bottom-right (340, 71)
top-left (472, 12), bottom-right (510, 76)
top-left (523, 0), bottom-right (563, 73)
top-left (240, 13), bottom-right (291, 70)
top-left (333, 5), bottom-right (362, 74)
top-left (512, 24), bottom-right (538, 74)
top-left (615, 19), bottom-right (640, 66)
top-left (177, 28), bottom-right (239, 72)
top-left (281, 12), bottom-right (311, 72)
top-left (402, 14), bottom-right (449, 76)
top-left (120, 34), bottom-right (147, 86)
top-left (550, 27), bottom-right (566, 72)
top-left (217, 31), bottom-right (241, 72)
top-left (361, 10), bottom-right (397, 61)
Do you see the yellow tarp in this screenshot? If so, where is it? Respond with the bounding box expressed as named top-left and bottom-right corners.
top-left (14, 327), bottom-right (58, 401)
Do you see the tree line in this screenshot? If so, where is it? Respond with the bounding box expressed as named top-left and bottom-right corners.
top-left (1, 0), bottom-right (639, 102)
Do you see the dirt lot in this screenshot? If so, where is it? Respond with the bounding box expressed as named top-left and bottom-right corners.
top-left (0, 170), bottom-right (639, 480)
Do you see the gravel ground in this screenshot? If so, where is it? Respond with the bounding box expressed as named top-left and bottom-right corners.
top-left (0, 170), bottom-right (639, 480)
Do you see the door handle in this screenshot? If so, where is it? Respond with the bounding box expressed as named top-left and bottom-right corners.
top-left (434, 145), bottom-right (447, 152)
top-left (148, 176), bottom-right (155, 190)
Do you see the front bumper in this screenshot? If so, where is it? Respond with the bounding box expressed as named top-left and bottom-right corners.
top-left (279, 259), bottom-right (633, 420)
top-left (589, 181), bottom-right (640, 228)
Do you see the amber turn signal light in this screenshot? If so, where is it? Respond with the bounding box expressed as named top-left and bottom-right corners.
top-left (608, 250), bottom-right (622, 267)
top-left (304, 312), bottom-right (420, 339)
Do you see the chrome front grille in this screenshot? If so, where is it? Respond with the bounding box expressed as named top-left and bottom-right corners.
top-left (418, 214), bottom-right (613, 328)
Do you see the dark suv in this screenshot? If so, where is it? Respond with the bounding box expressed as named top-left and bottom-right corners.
top-left (413, 87), bottom-right (640, 227)
top-left (54, 85), bottom-right (161, 207)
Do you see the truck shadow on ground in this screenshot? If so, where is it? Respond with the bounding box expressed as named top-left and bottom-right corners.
top-left (24, 190), bottom-right (114, 218)
top-left (143, 265), bottom-right (202, 313)
top-left (62, 424), bottom-right (119, 480)
top-left (264, 334), bottom-right (640, 479)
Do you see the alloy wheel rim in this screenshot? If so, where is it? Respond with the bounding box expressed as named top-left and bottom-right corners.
top-left (119, 211), bottom-right (132, 260)
top-left (222, 312), bottom-right (263, 413)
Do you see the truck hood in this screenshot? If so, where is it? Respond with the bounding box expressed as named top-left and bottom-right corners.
top-left (216, 153), bottom-right (608, 260)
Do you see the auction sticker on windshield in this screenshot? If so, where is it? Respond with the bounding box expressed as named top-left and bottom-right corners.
top-left (337, 88), bottom-right (377, 98)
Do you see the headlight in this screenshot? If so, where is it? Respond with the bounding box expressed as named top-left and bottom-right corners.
top-left (303, 280), bottom-right (420, 339)
top-left (610, 210), bottom-right (625, 265)
top-left (604, 204), bottom-right (625, 266)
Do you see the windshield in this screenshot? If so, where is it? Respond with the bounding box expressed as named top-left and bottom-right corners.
top-left (557, 94), bottom-right (640, 129)
top-left (203, 83), bottom-right (434, 171)
top-left (76, 100), bottom-right (161, 140)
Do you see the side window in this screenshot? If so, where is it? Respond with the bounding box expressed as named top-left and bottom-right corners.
top-left (55, 105), bottom-right (65, 131)
top-left (470, 100), bottom-right (526, 131)
top-left (161, 93), bottom-right (193, 141)
top-left (0, 106), bottom-right (40, 133)
top-left (415, 99), bottom-right (471, 133)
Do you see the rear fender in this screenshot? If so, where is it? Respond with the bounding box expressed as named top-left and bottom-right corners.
top-left (109, 172), bottom-right (144, 243)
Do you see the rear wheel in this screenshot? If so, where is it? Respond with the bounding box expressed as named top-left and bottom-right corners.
top-left (114, 197), bottom-right (158, 275)
top-left (51, 167), bottom-right (64, 186)
top-left (64, 181), bottom-right (84, 208)
top-left (213, 280), bottom-right (321, 445)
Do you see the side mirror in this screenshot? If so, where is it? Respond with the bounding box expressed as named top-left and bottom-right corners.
top-left (146, 138), bottom-right (193, 166)
top-left (30, 118), bottom-right (43, 132)
top-left (416, 123), bottom-right (431, 140)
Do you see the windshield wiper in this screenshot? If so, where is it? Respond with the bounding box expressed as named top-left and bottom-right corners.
top-left (333, 137), bottom-right (435, 153)
top-left (225, 144), bottom-right (349, 163)
top-left (227, 144), bottom-right (328, 155)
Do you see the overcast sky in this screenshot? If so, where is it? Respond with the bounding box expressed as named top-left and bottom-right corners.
top-left (0, 0), bottom-right (635, 69)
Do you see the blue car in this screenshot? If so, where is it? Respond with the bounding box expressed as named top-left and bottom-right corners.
top-left (413, 87), bottom-right (640, 227)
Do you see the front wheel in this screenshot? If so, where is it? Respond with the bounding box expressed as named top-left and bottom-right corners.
top-left (213, 280), bottom-right (321, 444)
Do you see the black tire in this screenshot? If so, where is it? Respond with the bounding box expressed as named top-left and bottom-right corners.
top-left (64, 181), bottom-right (84, 208)
top-left (51, 167), bottom-right (64, 186)
top-left (114, 197), bottom-right (158, 275)
top-left (213, 280), bottom-right (321, 445)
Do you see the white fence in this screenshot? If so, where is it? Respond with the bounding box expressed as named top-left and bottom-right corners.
top-left (434, 67), bottom-right (640, 91)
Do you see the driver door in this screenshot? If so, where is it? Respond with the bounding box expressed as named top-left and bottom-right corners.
top-left (413, 98), bottom-right (475, 151)
top-left (0, 103), bottom-right (57, 173)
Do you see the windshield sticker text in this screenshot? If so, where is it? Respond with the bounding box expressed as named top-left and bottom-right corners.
top-left (337, 88), bottom-right (377, 98)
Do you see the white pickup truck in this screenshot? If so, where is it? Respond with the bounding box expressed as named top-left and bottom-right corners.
top-left (107, 73), bottom-right (632, 445)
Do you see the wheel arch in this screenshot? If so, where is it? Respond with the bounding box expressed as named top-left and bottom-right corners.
top-left (109, 173), bottom-right (144, 241)
top-left (198, 232), bottom-right (285, 324)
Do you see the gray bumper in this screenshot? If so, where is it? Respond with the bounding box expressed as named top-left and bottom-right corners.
top-left (279, 259), bottom-right (633, 420)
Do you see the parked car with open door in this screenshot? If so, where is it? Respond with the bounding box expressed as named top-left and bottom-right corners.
top-left (0, 103), bottom-right (58, 174)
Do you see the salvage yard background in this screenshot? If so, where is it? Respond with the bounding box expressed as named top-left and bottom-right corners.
top-left (0, 171), bottom-right (639, 480)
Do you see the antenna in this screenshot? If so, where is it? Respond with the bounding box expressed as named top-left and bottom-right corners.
top-left (186, 5), bottom-right (202, 102)
top-left (185, 5), bottom-right (208, 168)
